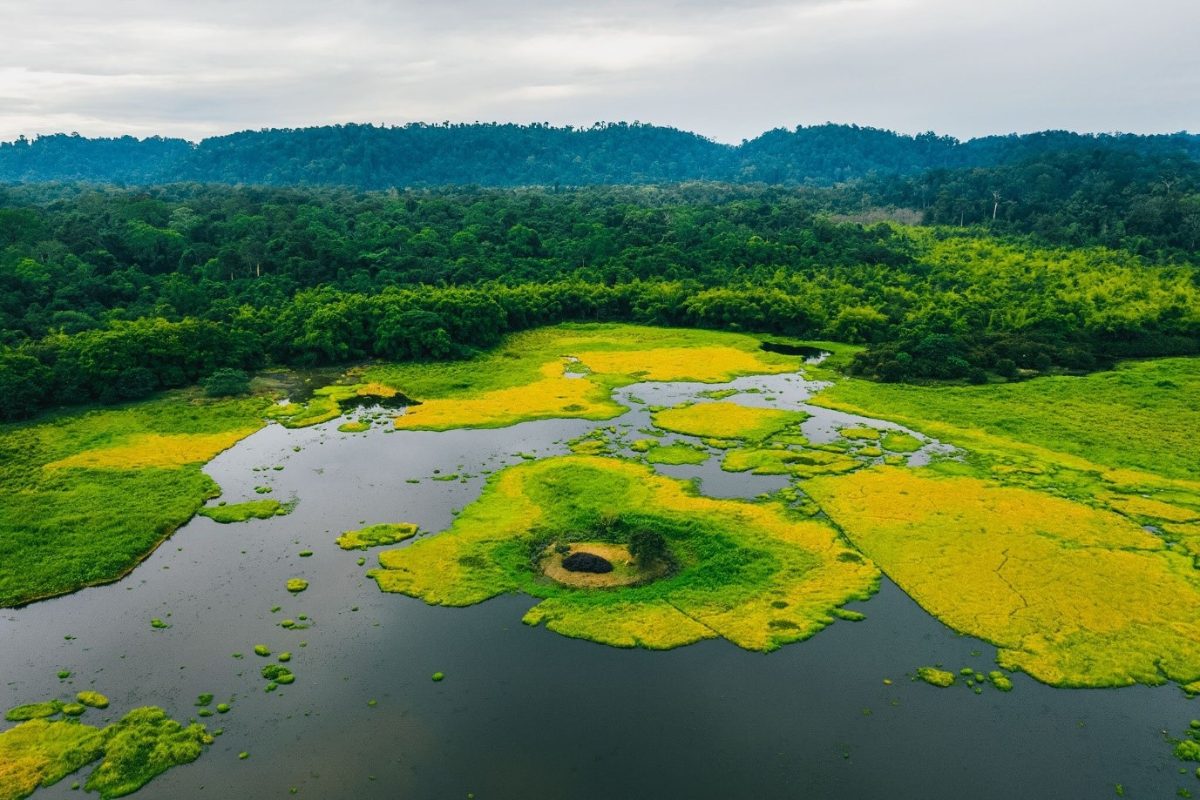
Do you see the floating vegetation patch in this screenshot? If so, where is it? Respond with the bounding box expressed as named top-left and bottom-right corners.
top-left (199, 499), bottom-right (290, 524)
top-left (5, 702), bottom-right (62, 722)
top-left (371, 456), bottom-right (878, 651)
top-left (838, 426), bottom-right (881, 442)
top-left (880, 431), bottom-right (923, 453)
top-left (0, 704), bottom-right (210, 800)
top-left (916, 667), bottom-right (956, 687)
top-left (337, 420), bottom-right (371, 433)
top-left (286, 578), bottom-right (308, 593)
top-left (336, 523), bottom-right (420, 551)
top-left (643, 443), bottom-right (710, 466)
top-left (74, 693), bottom-right (109, 710)
top-left (652, 402), bottom-right (809, 442)
top-left (807, 467), bottom-right (1200, 688)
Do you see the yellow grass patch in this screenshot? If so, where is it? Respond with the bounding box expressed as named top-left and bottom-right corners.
top-left (577, 346), bottom-right (792, 383)
top-left (652, 402), bottom-right (807, 441)
top-left (806, 466), bottom-right (1200, 688)
top-left (395, 360), bottom-right (611, 430)
top-left (45, 430), bottom-right (257, 470)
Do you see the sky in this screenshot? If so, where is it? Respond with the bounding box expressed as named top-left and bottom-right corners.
top-left (0, 0), bottom-right (1196, 144)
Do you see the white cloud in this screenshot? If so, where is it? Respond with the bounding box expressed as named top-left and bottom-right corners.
top-left (0, 0), bottom-right (1194, 143)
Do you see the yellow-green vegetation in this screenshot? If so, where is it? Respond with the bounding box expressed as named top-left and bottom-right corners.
top-left (337, 419), bottom-right (371, 433)
top-left (0, 390), bottom-right (271, 607)
top-left (629, 438), bottom-right (657, 453)
top-left (0, 705), bottom-right (209, 800)
top-left (916, 667), bottom-right (956, 687)
top-left (643, 443), bottom-right (710, 465)
top-left (199, 499), bottom-right (288, 524)
top-left (652, 402), bottom-right (808, 442)
top-left (721, 447), bottom-right (860, 479)
top-left (363, 324), bottom-right (800, 431)
top-left (838, 426), bottom-right (880, 441)
top-left (813, 357), bottom-right (1200, 482)
top-left (806, 467), bottom-right (1200, 688)
top-left (880, 431), bottom-right (923, 453)
top-left (286, 578), bottom-right (308, 593)
top-left (267, 381), bottom-right (401, 428)
top-left (371, 456), bottom-right (878, 651)
top-left (74, 693), bottom-right (108, 710)
top-left (4, 703), bottom-right (62, 723)
top-left (335, 522), bottom-right (420, 550)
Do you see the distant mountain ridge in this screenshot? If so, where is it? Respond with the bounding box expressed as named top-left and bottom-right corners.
top-left (1, 122), bottom-right (1198, 187)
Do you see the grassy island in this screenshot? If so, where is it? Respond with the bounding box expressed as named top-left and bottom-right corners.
top-left (371, 455), bottom-right (878, 651)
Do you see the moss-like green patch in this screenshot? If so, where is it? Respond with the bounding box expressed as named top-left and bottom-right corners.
top-left (200, 499), bottom-right (289, 523)
top-left (0, 390), bottom-right (272, 608)
top-left (372, 456), bottom-right (878, 651)
top-left (880, 431), bottom-right (923, 453)
top-left (838, 426), bottom-right (881, 441)
top-left (652, 402), bottom-right (809, 442)
top-left (916, 667), bottom-right (956, 687)
top-left (285, 578), bottom-right (308, 593)
top-left (337, 420), bottom-right (371, 433)
top-left (643, 443), bottom-right (710, 466)
top-left (75, 693), bottom-right (109, 710)
top-left (0, 704), bottom-right (209, 800)
top-left (5, 702), bottom-right (62, 723)
top-left (335, 523), bottom-right (420, 551)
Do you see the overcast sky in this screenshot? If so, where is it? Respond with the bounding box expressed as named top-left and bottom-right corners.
top-left (0, 0), bottom-right (1196, 144)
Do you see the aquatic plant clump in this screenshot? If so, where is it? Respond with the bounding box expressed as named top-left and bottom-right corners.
top-left (643, 443), bottom-right (710, 466)
top-left (286, 578), bottom-right (308, 593)
top-left (75, 692), bottom-right (109, 709)
top-left (807, 467), bottom-right (1200, 688)
top-left (371, 456), bottom-right (878, 651)
top-left (652, 402), bottom-right (809, 442)
top-left (0, 705), bottom-right (210, 800)
top-left (336, 522), bottom-right (420, 550)
top-left (5, 702), bottom-right (63, 722)
top-left (199, 499), bottom-right (288, 524)
top-left (916, 667), bottom-right (956, 687)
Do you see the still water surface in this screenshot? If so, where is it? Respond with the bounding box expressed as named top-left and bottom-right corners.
top-left (1, 372), bottom-right (1189, 799)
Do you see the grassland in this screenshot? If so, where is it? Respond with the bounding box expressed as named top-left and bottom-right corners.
top-left (371, 456), bottom-right (878, 651)
top-left (366, 324), bottom-right (802, 430)
top-left (0, 390), bottom-right (271, 607)
top-left (807, 466), bottom-right (1200, 688)
top-left (811, 357), bottom-right (1200, 482)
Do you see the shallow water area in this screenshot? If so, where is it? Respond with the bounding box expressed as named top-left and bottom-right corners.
top-left (0, 368), bottom-right (1190, 799)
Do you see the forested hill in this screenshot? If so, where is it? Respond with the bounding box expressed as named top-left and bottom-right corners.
top-left (1, 122), bottom-right (1198, 188)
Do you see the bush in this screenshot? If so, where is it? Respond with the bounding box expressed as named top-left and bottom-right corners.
top-left (629, 529), bottom-right (667, 565)
top-left (202, 368), bottom-right (250, 397)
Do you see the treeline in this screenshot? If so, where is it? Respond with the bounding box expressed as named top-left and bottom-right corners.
top-left (2, 122), bottom-right (1198, 188)
top-left (855, 148), bottom-right (1200, 254)
top-left (1, 237), bottom-right (1196, 420)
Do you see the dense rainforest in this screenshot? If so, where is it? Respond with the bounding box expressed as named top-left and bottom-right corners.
top-left (2, 122), bottom-right (1199, 188)
top-left (0, 124), bottom-right (1197, 422)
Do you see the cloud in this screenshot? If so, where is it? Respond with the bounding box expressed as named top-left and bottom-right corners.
top-left (0, 0), bottom-right (1194, 143)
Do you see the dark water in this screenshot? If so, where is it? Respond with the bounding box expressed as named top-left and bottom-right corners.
top-left (1, 374), bottom-right (1192, 799)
